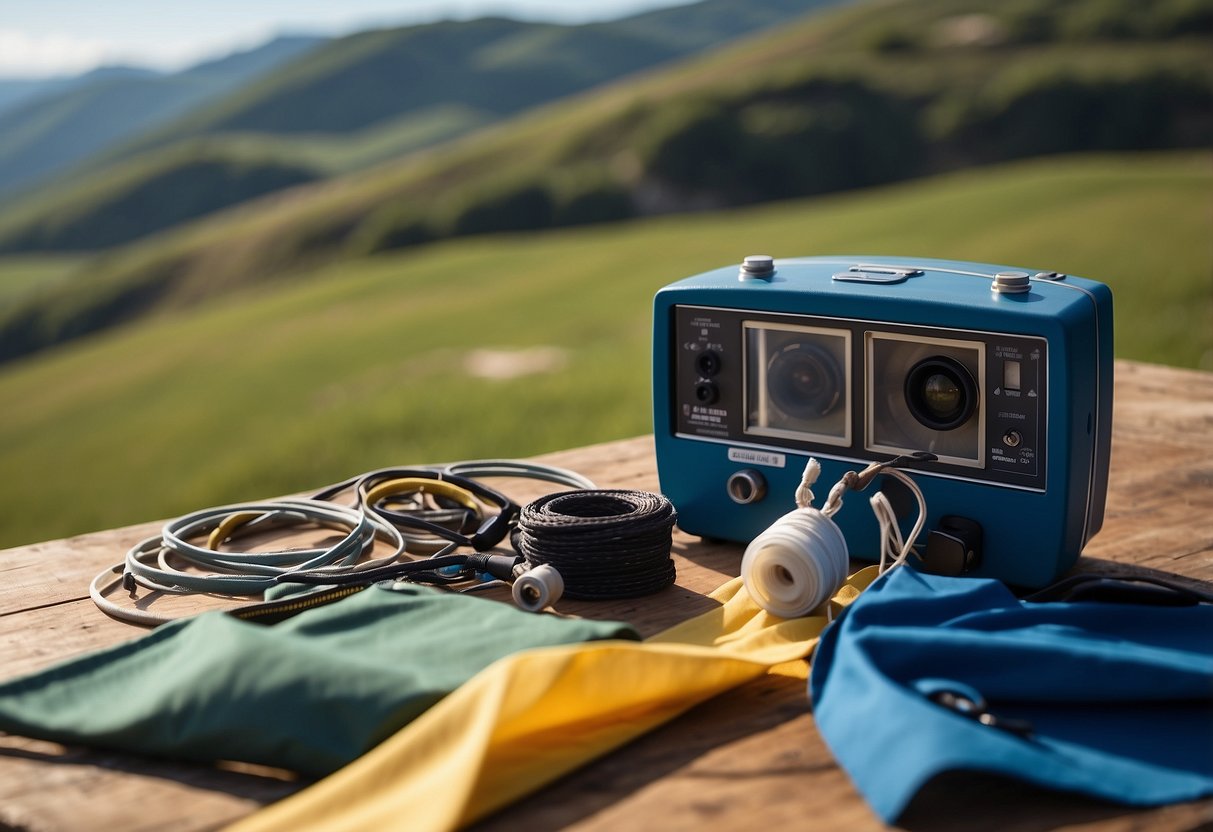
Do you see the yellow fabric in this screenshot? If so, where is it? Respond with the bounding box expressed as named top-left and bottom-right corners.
top-left (228, 566), bottom-right (879, 832)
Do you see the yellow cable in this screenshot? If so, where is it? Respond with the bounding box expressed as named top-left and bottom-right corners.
top-left (363, 478), bottom-right (481, 515)
top-left (207, 512), bottom-right (263, 550)
top-left (206, 479), bottom-right (482, 551)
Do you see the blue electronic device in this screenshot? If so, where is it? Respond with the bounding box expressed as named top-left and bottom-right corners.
top-left (652, 255), bottom-right (1114, 588)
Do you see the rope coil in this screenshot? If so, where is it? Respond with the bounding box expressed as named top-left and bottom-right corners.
top-left (742, 454), bottom-right (933, 618)
top-left (741, 507), bottom-right (849, 619)
top-left (512, 490), bottom-right (677, 600)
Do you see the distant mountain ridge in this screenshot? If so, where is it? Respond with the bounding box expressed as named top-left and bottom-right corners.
top-left (0, 35), bottom-right (328, 196)
top-left (0, 67), bottom-right (161, 118)
top-left (110, 1), bottom-right (839, 147)
top-left (0, 0), bottom-right (841, 253)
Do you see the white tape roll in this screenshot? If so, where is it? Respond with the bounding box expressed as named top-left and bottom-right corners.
top-left (511, 563), bottom-right (565, 612)
top-left (741, 507), bottom-right (849, 618)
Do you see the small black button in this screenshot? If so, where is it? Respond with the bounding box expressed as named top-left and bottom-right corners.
top-left (696, 350), bottom-right (722, 377)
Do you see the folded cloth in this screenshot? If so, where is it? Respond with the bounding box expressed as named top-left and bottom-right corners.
top-left (809, 567), bottom-right (1213, 822)
top-left (226, 568), bottom-right (880, 832)
top-left (0, 583), bottom-right (638, 776)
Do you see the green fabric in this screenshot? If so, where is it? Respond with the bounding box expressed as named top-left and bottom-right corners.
top-left (0, 584), bottom-right (638, 776)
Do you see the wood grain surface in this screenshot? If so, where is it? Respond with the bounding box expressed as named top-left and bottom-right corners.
top-left (0, 359), bottom-right (1210, 831)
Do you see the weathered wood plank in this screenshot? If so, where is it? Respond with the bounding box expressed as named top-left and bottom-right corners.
top-left (0, 735), bottom-right (300, 832)
top-left (0, 360), bottom-right (1210, 832)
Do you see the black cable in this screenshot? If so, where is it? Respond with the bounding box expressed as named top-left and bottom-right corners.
top-left (279, 548), bottom-right (525, 588)
top-left (1024, 573), bottom-right (1213, 606)
top-left (511, 489), bottom-right (677, 601)
top-left (312, 467), bottom-right (518, 551)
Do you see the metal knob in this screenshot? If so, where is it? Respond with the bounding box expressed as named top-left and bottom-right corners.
top-left (992, 271), bottom-right (1031, 294)
top-left (739, 255), bottom-right (775, 281)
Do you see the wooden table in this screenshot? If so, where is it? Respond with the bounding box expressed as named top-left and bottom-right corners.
top-left (1, 359), bottom-right (1211, 831)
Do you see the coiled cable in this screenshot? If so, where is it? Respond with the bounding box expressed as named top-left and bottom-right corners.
top-left (90, 498), bottom-right (407, 626)
top-left (511, 489), bottom-right (677, 600)
top-left (205, 479), bottom-right (482, 555)
top-left (444, 459), bottom-right (595, 490)
top-left (90, 459), bottom-right (600, 626)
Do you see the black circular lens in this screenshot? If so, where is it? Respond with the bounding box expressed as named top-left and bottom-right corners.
top-left (767, 342), bottom-right (841, 419)
top-left (904, 357), bottom-right (978, 430)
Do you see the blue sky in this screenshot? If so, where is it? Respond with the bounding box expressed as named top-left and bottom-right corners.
top-left (0, 0), bottom-right (690, 77)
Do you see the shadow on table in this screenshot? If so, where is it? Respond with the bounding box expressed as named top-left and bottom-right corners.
top-left (0, 734), bottom-right (305, 805)
top-left (473, 667), bottom-right (818, 829)
top-left (899, 770), bottom-right (1208, 832)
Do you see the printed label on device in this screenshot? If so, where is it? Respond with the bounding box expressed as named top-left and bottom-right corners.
top-left (728, 448), bottom-right (786, 468)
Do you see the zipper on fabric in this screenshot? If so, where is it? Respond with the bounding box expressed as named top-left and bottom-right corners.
top-left (229, 584), bottom-right (369, 624)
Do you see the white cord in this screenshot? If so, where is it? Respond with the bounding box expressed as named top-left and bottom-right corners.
top-left (794, 458), bottom-right (822, 510)
top-left (870, 468), bottom-right (927, 574)
top-left (742, 458), bottom-right (928, 618)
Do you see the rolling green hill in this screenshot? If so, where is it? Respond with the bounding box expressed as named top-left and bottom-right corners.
top-left (0, 151), bottom-right (1207, 549)
top-left (0, 0), bottom-right (836, 256)
top-left (0, 0), bottom-right (834, 254)
top-left (0, 255), bottom-right (87, 308)
top-left (0, 0), bottom-right (1207, 366)
top-left (115, 0), bottom-right (833, 144)
top-left (0, 67), bottom-right (159, 118)
top-left (0, 37), bottom-right (327, 198)
top-left (0, 143), bottom-right (320, 253)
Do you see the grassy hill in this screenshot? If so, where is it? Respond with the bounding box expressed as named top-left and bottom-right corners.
top-left (0, 37), bottom-right (326, 198)
top-left (0, 0), bottom-right (1207, 365)
top-left (116, 0), bottom-right (830, 143)
top-left (0, 255), bottom-right (87, 308)
top-left (0, 143), bottom-right (320, 253)
top-left (0, 68), bottom-right (160, 118)
top-left (0, 151), bottom-right (1207, 549)
top-left (0, 0), bottom-right (832, 256)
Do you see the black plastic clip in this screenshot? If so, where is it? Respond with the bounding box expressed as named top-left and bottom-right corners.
top-left (928, 688), bottom-right (1034, 739)
top-left (920, 515), bottom-right (983, 576)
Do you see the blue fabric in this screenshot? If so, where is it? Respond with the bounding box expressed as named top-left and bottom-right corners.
top-left (808, 567), bottom-right (1213, 822)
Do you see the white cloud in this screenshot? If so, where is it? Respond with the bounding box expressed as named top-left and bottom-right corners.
top-left (0, 29), bottom-right (113, 77)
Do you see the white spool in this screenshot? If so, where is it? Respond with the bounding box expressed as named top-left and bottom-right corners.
top-left (741, 506), bottom-right (849, 618)
top-left (511, 563), bottom-right (565, 612)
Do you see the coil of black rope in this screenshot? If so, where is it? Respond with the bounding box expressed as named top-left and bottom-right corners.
top-left (511, 489), bottom-right (677, 600)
